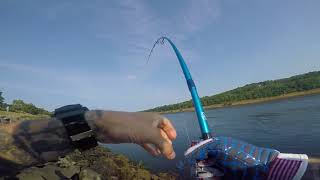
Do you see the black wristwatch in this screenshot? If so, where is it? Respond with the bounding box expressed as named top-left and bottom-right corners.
top-left (54, 104), bottom-right (98, 150)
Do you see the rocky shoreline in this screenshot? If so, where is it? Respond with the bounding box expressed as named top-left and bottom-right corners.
top-left (14, 146), bottom-right (176, 180)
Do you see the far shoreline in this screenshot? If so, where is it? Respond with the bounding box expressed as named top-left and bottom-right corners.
top-left (155, 88), bottom-right (320, 114)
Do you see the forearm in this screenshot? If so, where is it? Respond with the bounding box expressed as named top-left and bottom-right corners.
top-left (0, 110), bottom-right (109, 168)
top-left (0, 117), bottom-right (73, 167)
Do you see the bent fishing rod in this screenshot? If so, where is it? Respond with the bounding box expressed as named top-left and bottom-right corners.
top-left (148, 37), bottom-right (211, 140)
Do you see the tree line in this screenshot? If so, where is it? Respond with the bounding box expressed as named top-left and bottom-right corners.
top-left (146, 71), bottom-right (320, 112)
top-left (0, 92), bottom-right (50, 115)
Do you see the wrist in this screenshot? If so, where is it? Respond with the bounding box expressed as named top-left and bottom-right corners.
top-left (84, 110), bottom-right (105, 142)
top-left (84, 110), bottom-right (126, 144)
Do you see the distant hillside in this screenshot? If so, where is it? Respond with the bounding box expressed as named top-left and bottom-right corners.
top-left (146, 71), bottom-right (320, 112)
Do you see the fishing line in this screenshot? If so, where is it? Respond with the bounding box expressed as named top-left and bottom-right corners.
top-left (183, 117), bottom-right (191, 145)
top-left (146, 37), bottom-right (165, 65)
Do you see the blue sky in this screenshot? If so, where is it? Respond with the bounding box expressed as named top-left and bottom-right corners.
top-left (0, 0), bottom-right (319, 111)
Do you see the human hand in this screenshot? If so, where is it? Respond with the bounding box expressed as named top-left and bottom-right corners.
top-left (86, 110), bottom-right (177, 159)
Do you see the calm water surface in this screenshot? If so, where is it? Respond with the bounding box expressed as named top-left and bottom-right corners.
top-left (105, 94), bottom-right (320, 173)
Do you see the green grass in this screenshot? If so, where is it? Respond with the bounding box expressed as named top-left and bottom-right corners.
top-left (0, 110), bottom-right (50, 121)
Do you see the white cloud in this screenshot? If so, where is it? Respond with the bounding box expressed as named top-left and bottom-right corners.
top-left (0, 62), bottom-right (49, 75)
top-left (0, 1), bottom-right (223, 111)
top-left (127, 74), bottom-right (137, 80)
top-left (182, 0), bottom-right (221, 33)
top-left (93, 0), bottom-right (221, 56)
top-left (0, 61), bottom-right (120, 97)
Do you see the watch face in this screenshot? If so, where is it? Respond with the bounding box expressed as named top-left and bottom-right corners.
top-left (55, 104), bottom-right (97, 150)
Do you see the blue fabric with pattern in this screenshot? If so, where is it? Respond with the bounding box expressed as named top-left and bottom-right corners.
top-left (179, 137), bottom-right (279, 180)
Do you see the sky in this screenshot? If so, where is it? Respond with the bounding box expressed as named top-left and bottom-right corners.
top-left (0, 0), bottom-right (319, 112)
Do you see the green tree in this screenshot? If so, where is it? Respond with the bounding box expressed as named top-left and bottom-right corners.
top-left (145, 71), bottom-right (320, 112)
top-left (0, 92), bottom-right (4, 106)
top-left (0, 91), bottom-right (4, 110)
top-left (10, 99), bottom-right (50, 115)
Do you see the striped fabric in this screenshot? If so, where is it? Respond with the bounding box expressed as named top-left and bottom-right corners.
top-left (267, 154), bottom-right (308, 180)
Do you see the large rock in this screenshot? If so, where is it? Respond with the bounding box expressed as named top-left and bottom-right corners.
top-left (16, 163), bottom-right (80, 180)
top-left (78, 168), bottom-right (102, 180)
top-left (0, 116), bottom-right (10, 124)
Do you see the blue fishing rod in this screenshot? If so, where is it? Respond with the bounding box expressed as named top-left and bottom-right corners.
top-left (148, 37), bottom-right (211, 140)
top-left (148, 37), bottom-right (309, 180)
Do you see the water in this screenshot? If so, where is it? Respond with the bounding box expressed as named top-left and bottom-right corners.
top-left (105, 94), bottom-right (320, 173)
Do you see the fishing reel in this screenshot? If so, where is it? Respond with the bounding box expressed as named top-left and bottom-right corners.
top-left (186, 138), bottom-right (224, 180)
